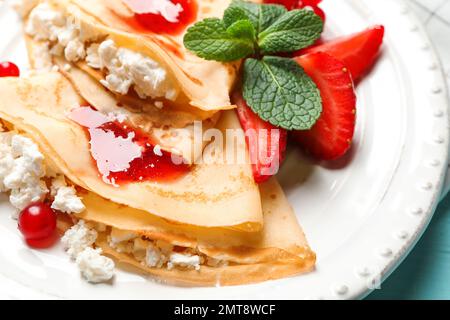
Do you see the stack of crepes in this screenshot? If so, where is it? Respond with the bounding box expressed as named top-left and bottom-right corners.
top-left (0, 0), bottom-right (315, 286)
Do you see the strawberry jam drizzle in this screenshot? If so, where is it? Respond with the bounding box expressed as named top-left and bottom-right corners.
top-left (99, 121), bottom-right (189, 184)
top-left (69, 107), bottom-right (189, 185)
top-left (123, 0), bottom-right (198, 36)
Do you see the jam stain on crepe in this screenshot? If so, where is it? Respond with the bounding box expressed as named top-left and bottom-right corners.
top-left (69, 107), bottom-right (189, 186)
top-left (122, 0), bottom-right (198, 35)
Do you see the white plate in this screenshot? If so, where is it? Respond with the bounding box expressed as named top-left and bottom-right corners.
top-left (0, 0), bottom-right (449, 300)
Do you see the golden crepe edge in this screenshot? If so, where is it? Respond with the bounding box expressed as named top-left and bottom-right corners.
top-left (67, 178), bottom-right (316, 287)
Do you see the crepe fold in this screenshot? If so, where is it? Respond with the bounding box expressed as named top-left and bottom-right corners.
top-left (24, 0), bottom-right (242, 112)
top-left (25, 38), bottom-right (219, 164)
top-left (0, 73), bottom-right (262, 231)
top-left (77, 178), bottom-right (315, 286)
top-left (0, 73), bottom-right (315, 285)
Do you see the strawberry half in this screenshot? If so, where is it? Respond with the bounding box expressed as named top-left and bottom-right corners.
top-left (293, 52), bottom-right (357, 161)
top-left (301, 25), bottom-right (384, 81)
top-left (233, 92), bottom-right (287, 184)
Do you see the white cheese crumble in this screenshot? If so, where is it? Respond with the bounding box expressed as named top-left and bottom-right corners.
top-left (97, 39), bottom-right (177, 100)
top-left (0, 133), bottom-right (48, 217)
top-left (76, 247), bottom-right (115, 283)
top-left (50, 175), bottom-right (85, 214)
top-left (50, 174), bottom-right (65, 196)
top-left (25, 3), bottom-right (65, 41)
top-left (86, 43), bottom-right (101, 69)
top-left (145, 243), bottom-right (165, 268)
top-left (49, 175), bottom-right (85, 214)
top-left (51, 185), bottom-right (85, 214)
top-left (109, 227), bottom-right (138, 245)
top-left (62, 220), bottom-right (115, 283)
top-left (26, 3), bottom-right (86, 63)
top-left (61, 220), bottom-right (98, 259)
top-left (167, 253), bottom-right (201, 271)
top-left (105, 230), bottom-right (210, 271)
top-left (26, 4), bottom-right (178, 101)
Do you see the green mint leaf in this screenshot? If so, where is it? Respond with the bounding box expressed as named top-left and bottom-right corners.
top-left (258, 9), bottom-right (323, 54)
top-left (223, 6), bottom-right (250, 29)
top-left (183, 18), bottom-right (255, 62)
top-left (226, 19), bottom-right (256, 43)
top-left (243, 56), bottom-right (322, 130)
top-left (228, 0), bottom-right (287, 34)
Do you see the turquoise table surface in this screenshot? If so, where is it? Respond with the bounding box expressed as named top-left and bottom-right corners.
top-left (367, 0), bottom-right (450, 299)
top-left (367, 195), bottom-right (450, 299)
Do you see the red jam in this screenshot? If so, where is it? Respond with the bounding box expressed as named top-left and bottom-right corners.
top-left (18, 202), bottom-right (57, 248)
top-left (0, 61), bottom-right (20, 77)
top-left (99, 121), bottom-right (190, 184)
top-left (69, 107), bottom-right (190, 185)
top-left (131, 0), bottom-right (198, 35)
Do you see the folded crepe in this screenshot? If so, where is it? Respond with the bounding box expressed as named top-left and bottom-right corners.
top-left (0, 73), bottom-right (315, 285)
top-left (0, 73), bottom-right (262, 231)
top-left (27, 38), bottom-right (220, 164)
top-left (74, 178), bottom-right (315, 286)
top-left (22, 0), bottom-right (244, 112)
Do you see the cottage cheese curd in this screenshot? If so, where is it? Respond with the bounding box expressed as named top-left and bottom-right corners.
top-left (61, 220), bottom-right (98, 259)
top-left (168, 253), bottom-right (201, 271)
top-left (76, 247), bottom-right (115, 283)
top-left (50, 176), bottom-right (85, 214)
top-left (0, 133), bottom-right (48, 217)
top-left (25, 4), bottom-right (178, 101)
top-left (109, 227), bottom-right (138, 245)
top-left (0, 128), bottom-right (106, 283)
top-left (61, 220), bottom-right (116, 283)
top-left (96, 40), bottom-right (177, 100)
top-left (106, 232), bottom-right (203, 270)
top-left (145, 243), bottom-right (166, 268)
top-left (0, 132), bottom-right (86, 218)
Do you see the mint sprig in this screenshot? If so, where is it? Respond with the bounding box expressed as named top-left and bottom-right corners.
top-left (183, 0), bottom-right (324, 131)
top-left (243, 56), bottom-right (322, 130)
top-left (225, 1), bottom-right (287, 34)
top-left (258, 9), bottom-right (323, 54)
top-left (183, 18), bottom-right (255, 62)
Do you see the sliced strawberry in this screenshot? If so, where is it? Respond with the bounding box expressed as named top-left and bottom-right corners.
top-left (233, 92), bottom-right (287, 184)
top-left (293, 52), bottom-right (356, 161)
top-left (301, 25), bottom-right (384, 81)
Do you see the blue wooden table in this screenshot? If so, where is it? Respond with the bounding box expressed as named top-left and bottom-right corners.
top-left (367, 195), bottom-right (450, 299)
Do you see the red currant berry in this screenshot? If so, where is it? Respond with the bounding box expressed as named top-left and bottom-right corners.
top-left (0, 61), bottom-right (20, 77)
top-left (18, 202), bottom-right (57, 247)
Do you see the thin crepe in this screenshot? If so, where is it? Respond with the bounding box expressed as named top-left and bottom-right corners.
top-left (26, 0), bottom-right (244, 111)
top-left (78, 178), bottom-right (315, 286)
top-left (0, 73), bottom-right (262, 230)
top-left (26, 38), bottom-right (219, 163)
